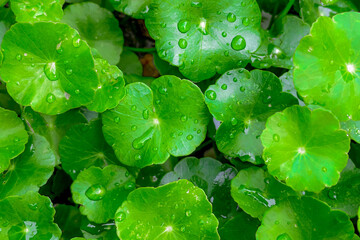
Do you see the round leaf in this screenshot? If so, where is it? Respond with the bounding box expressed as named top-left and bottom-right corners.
top-left (86, 58), bottom-right (125, 112)
top-left (0, 192), bottom-right (61, 240)
top-left (10, 0), bottom-right (63, 23)
top-left (231, 166), bottom-right (298, 219)
top-left (219, 212), bottom-right (260, 240)
top-left (145, 0), bottom-right (262, 81)
top-left (0, 107), bottom-right (28, 173)
top-left (0, 22), bottom-right (98, 115)
top-left (62, 2), bottom-right (124, 65)
top-left (261, 106), bottom-right (350, 192)
top-left (102, 75), bottom-right (210, 168)
top-left (160, 157), bottom-right (238, 220)
top-left (109, 0), bottom-right (151, 19)
top-left (60, 119), bottom-right (121, 179)
top-left (294, 12), bottom-right (360, 122)
top-left (205, 69), bottom-right (297, 164)
top-left (317, 167), bottom-right (360, 218)
top-left (256, 196), bottom-right (355, 240)
top-left (71, 165), bottom-right (135, 223)
top-left (115, 179), bottom-right (220, 239)
top-left (0, 134), bottom-right (55, 199)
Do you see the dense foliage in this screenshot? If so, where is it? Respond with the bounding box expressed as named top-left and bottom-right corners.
top-left (0, 0), bottom-right (359, 239)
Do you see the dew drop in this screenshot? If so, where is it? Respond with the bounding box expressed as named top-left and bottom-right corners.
top-left (222, 32), bottom-right (227, 37)
top-left (178, 39), bottom-right (188, 49)
top-left (186, 135), bottom-right (193, 140)
top-left (72, 35), bottom-right (81, 48)
top-left (124, 182), bottom-right (136, 190)
top-left (115, 211), bottom-right (126, 222)
top-left (224, 51), bottom-right (230, 56)
top-left (66, 69), bottom-right (73, 75)
top-left (135, 154), bottom-right (142, 161)
top-left (28, 203), bottom-right (38, 211)
top-left (46, 93), bottom-right (56, 104)
top-left (227, 13), bottom-right (237, 22)
top-left (191, 1), bottom-right (202, 7)
top-left (231, 35), bottom-right (246, 51)
top-left (178, 19), bottom-right (191, 33)
top-left (205, 90), bottom-right (217, 100)
top-left (328, 189), bottom-right (337, 200)
top-left (44, 62), bottom-right (58, 81)
top-left (180, 226), bottom-right (186, 232)
top-left (85, 184), bottom-right (106, 201)
top-left (180, 115), bottom-right (187, 122)
top-left (56, 46), bottom-right (63, 54)
top-left (185, 210), bottom-right (192, 217)
top-left (242, 17), bottom-right (250, 26)
top-left (240, 86), bottom-right (246, 92)
top-left (13, 138), bottom-right (19, 143)
top-left (131, 105), bottom-right (137, 111)
top-left (131, 125), bottom-right (137, 131)
top-left (158, 86), bottom-right (167, 94)
top-left (322, 167), bottom-right (327, 173)
top-left (114, 117), bottom-right (120, 123)
top-left (231, 117), bottom-right (238, 126)
top-left (273, 134), bottom-right (280, 142)
top-left (142, 109), bottom-right (149, 120)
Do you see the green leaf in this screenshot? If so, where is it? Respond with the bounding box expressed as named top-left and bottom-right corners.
top-left (218, 212), bottom-right (260, 240)
top-left (0, 134), bottom-right (55, 199)
top-left (0, 22), bottom-right (98, 115)
top-left (0, 192), bottom-right (61, 240)
top-left (341, 120), bottom-right (360, 143)
top-left (256, 196), bottom-right (355, 240)
top-left (160, 157), bottom-right (238, 221)
top-left (115, 179), bottom-right (220, 239)
top-left (102, 75), bottom-right (210, 168)
top-left (109, 0), bottom-right (151, 19)
top-left (59, 119), bottom-right (121, 180)
top-left (118, 50), bottom-right (142, 76)
top-left (145, 0), bottom-right (262, 81)
top-left (22, 106), bottom-right (87, 162)
top-left (62, 2), bottom-right (124, 65)
top-left (80, 216), bottom-right (118, 240)
top-left (317, 167), bottom-right (360, 218)
top-left (205, 69), bottom-right (297, 164)
top-left (231, 166), bottom-right (298, 219)
top-left (294, 12), bottom-right (360, 122)
top-left (0, 107), bottom-right (28, 173)
top-left (85, 57), bottom-right (125, 112)
top-left (261, 106), bottom-right (350, 192)
top-left (299, 0), bottom-right (357, 25)
top-left (54, 205), bottom-right (83, 240)
top-left (251, 15), bottom-right (310, 69)
top-left (10, 0), bottom-right (63, 23)
top-left (71, 165), bottom-right (136, 223)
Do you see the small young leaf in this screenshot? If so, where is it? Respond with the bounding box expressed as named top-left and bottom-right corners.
top-left (102, 75), bottom-right (210, 168)
top-left (0, 192), bottom-right (61, 239)
top-left (261, 106), bottom-right (350, 192)
top-left (0, 22), bottom-right (98, 115)
top-left (256, 197), bottom-right (355, 239)
top-left (71, 165), bottom-right (135, 223)
top-left (205, 69), bottom-right (297, 164)
top-left (62, 2), bottom-right (124, 65)
top-left (0, 107), bottom-right (28, 173)
top-left (231, 167), bottom-right (298, 219)
top-left (0, 134), bottom-right (55, 199)
top-left (145, 0), bottom-right (262, 81)
top-left (115, 179), bottom-right (220, 239)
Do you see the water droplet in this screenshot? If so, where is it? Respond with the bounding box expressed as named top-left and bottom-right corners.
top-left (186, 135), bottom-right (193, 140)
top-left (328, 189), bottom-right (337, 200)
top-left (158, 86), bottom-right (167, 94)
top-left (124, 182), bottom-right (136, 190)
top-left (131, 125), bottom-right (137, 131)
top-left (46, 93), bottom-right (56, 103)
top-left (231, 35), bottom-right (246, 51)
top-left (13, 138), bottom-right (19, 143)
top-left (221, 84), bottom-right (228, 90)
top-left (44, 62), bottom-right (58, 81)
top-left (231, 118), bottom-right (238, 126)
top-left (85, 184), bottom-right (107, 201)
top-left (240, 86), bottom-right (245, 92)
top-left (322, 167), bottom-right (327, 172)
top-left (180, 115), bottom-right (187, 122)
top-left (135, 154), bottom-right (142, 161)
top-left (159, 50), bottom-right (167, 58)
top-left (66, 69), bottom-right (73, 75)
top-left (161, 23), bottom-right (167, 28)
top-left (222, 32), bottom-right (227, 37)
top-left (275, 220), bottom-right (280, 225)
top-left (142, 109), bottom-right (149, 120)
top-left (72, 35), bottom-right (81, 48)
top-left (28, 203), bottom-right (38, 211)
top-left (277, 233), bottom-right (292, 240)
top-left (191, 1), bottom-right (202, 7)
top-left (131, 105), bottom-right (137, 111)
top-left (242, 17), bottom-right (250, 26)
top-left (56, 46), bottom-right (63, 54)
top-left (115, 211), bottom-right (126, 222)
top-left (185, 210), bottom-right (192, 217)
top-left (273, 134), bottom-right (280, 142)
top-left (114, 117), bottom-right (120, 123)
top-left (180, 226), bottom-right (186, 232)
top-left (205, 90), bottom-right (217, 100)
top-left (224, 51), bottom-right (229, 56)
top-left (178, 39), bottom-right (188, 49)
top-left (227, 13), bottom-right (236, 22)
top-left (178, 19), bottom-right (191, 33)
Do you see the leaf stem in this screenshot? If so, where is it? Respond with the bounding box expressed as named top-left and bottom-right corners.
top-left (125, 46), bottom-right (157, 53)
top-left (270, 0), bottom-right (295, 27)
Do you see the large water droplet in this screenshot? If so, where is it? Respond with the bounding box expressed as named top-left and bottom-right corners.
top-left (178, 19), bottom-right (191, 33)
top-left (231, 35), bottom-right (246, 51)
top-left (227, 13), bottom-right (237, 22)
top-left (206, 90), bottom-right (217, 100)
top-left (242, 17), bottom-right (250, 26)
top-left (85, 184), bottom-right (107, 201)
top-left (178, 39), bottom-right (188, 49)
top-left (221, 84), bottom-right (228, 90)
top-left (44, 62), bottom-right (58, 81)
top-left (46, 93), bottom-right (56, 103)
top-left (72, 35), bottom-right (81, 48)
